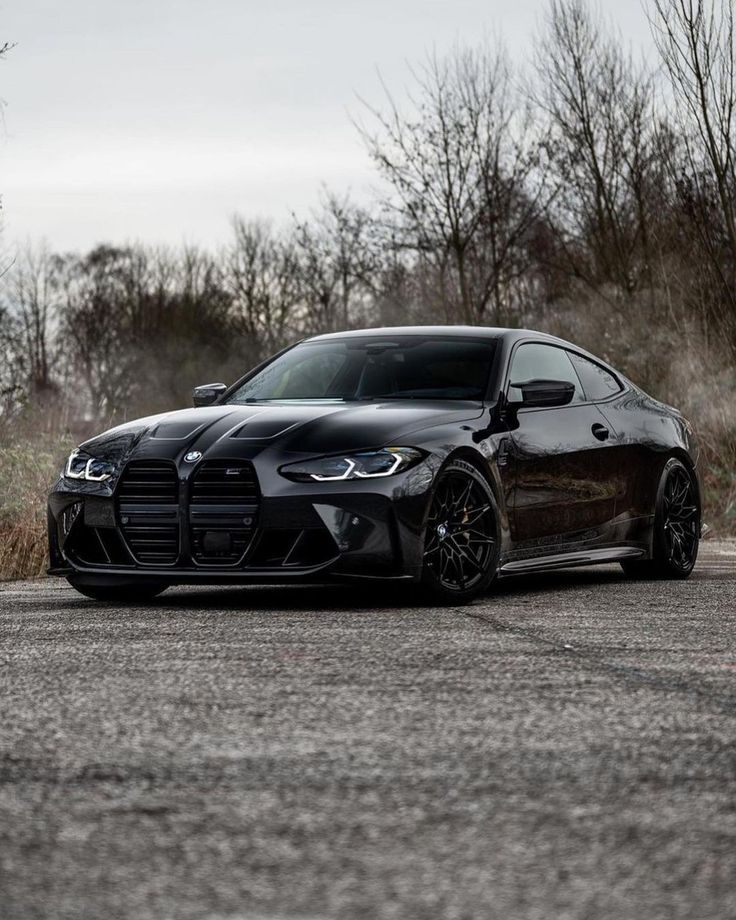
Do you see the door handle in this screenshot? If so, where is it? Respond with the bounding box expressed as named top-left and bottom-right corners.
top-left (592, 423), bottom-right (609, 441)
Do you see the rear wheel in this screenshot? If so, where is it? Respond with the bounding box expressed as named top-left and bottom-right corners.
top-left (621, 458), bottom-right (700, 580)
top-left (67, 579), bottom-right (169, 602)
top-left (421, 459), bottom-right (500, 603)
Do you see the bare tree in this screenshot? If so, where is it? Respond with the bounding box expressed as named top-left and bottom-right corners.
top-left (59, 246), bottom-right (141, 415)
top-left (359, 43), bottom-right (550, 325)
top-left (59, 244), bottom-right (236, 416)
top-left (226, 218), bottom-right (302, 357)
top-left (534, 0), bottom-right (666, 297)
top-left (293, 192), bottom-right (376, 334)
top-left (0, 303), bottom-right (24, 415)
top-left (0, 41), bottom-right (17, 287)
top-left (649, 0), bottom-right (736, 346)
top-left (3, 244), bottom-right (62, 396)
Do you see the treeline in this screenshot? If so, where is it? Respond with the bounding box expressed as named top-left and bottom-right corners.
top-left (2, 0), bottom-right (736, 426)
top-left (0, 207), bottom-right (386, 419)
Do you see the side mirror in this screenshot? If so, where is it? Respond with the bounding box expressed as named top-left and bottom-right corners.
top-left (193, 383), bottom-right (227, 407)
top-left (508, 378), bottom-right (576, 409)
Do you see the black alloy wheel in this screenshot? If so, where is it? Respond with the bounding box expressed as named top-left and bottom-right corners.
top-left (621, 457), bottom-right (700, 580)
top-left (422, 459), bottom-right (500, 603)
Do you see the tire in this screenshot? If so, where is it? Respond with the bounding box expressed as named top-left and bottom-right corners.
top-left (421, 458), bottom-right (501, 603)
top-left (621, 457), bottom-right (700, 580)
top-left (67, 579), bottom-right (169, 602)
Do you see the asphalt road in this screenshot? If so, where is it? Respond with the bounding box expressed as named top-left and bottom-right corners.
top-left (1, 542), bottom-right (735, 920)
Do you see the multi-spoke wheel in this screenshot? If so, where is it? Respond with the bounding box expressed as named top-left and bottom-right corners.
top-left (421, 459), bottom-right (500, 602)
top-left (621, 458), bottom-right (700, 580)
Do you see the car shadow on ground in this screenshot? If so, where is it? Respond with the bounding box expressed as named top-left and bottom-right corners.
top-left (70, 565), bottom-right (629, 613)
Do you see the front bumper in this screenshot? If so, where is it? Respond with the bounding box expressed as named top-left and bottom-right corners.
top-left (48, 459), bottom-right (435, 586)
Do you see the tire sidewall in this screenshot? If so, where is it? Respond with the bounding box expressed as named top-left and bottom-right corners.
top-left (653, 457), bottom-right (700, 577)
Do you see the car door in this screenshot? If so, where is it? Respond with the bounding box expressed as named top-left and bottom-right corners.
top-left (502, 342), bottom-right (619, 545)
top-left (567, 350), bottom-right (657, 526)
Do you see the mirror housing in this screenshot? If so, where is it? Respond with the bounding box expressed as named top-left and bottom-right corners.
top-left (508, 378), bottom-right (576, 409)
top-left (193, 383), bottom-right (227, 407)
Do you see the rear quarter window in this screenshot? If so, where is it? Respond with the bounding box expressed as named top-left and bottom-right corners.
top-left (568, 352), bottom-right (622, 401)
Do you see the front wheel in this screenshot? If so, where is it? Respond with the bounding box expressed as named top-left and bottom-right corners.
top-left (67, 579), bottom-right (169, 602)
top-left (421, 459), bottom-right (500, 603)
top-left (621, 458), bottom-right (700, 580)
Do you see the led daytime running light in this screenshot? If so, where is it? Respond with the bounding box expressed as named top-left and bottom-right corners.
top-left (64, 450), bottom-right (115, 482)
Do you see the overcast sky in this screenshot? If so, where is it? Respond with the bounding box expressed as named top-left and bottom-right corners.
top-left (1, 0), bottom-right (653, 251)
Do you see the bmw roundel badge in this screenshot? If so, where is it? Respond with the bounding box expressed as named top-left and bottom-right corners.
top-left (184, 451), bottom-right (202, 463)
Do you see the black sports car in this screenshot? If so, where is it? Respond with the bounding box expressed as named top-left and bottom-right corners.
top-left (48, 326), bottom-right (702, 602)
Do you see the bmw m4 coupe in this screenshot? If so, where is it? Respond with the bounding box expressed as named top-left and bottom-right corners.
top-left (49, 327), bottom-right (702, 603)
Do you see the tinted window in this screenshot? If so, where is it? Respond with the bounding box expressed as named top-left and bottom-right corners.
top-left (508, 343), bottom-right (584, 403)
top-left (227, 337), bottom-right (497, 403)
top-left (568, 352), bottom-right (622, 400)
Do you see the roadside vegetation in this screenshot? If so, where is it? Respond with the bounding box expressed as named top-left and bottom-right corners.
top-left (1, 0), bottom-right (735, 578)
top-left (0, 414), bottom-right (73, 580)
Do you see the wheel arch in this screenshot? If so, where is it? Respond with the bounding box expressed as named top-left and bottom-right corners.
top-left (656, 448), bottom-right (702, 512)
top-left (444, 447), bottom-right (499, 500)
top-left (420, 447), bottom-right (503, 600)
top-left (669, 447), bottom-right (702, 498)
top-left (627, 451), bottom-right (701, 577)
top-left (440, 447), bottom-right (511, 545)
top-left (420, 447), bottom-right (500, 530)
top-left (639, 450), bottom-right (701, 557)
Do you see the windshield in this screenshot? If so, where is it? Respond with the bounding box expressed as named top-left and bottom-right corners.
top-left (225, 336), bottom-right (498, 403)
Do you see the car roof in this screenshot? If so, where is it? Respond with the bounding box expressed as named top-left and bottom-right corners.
top-left (307, 325), bottom-right (550, 342)
top-left (306, 325), bottom-right (576, 349)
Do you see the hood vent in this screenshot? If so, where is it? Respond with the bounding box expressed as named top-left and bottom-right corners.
top-left (232, 414), bottom-right (303, 439)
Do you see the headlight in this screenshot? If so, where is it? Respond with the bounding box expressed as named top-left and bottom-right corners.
top-left (64, 450), bottom-right (116, 482)
top-left (279, 447), bottom-right (424, 482)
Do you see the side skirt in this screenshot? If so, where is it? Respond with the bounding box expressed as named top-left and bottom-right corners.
top-left (498, 546), bottom-right (645, 577)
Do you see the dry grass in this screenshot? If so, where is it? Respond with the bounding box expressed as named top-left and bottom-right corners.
top-left (700, 435), bottom-right (736, 535)
top-left (0, 517), bottom-right (48, 581)
top-left (0, 435), bottom-right (75, 581)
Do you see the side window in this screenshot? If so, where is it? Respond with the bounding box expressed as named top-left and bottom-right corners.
top-left (508, 343), bottom-right (584, 404)
top-left (568, 352), bottom-right (622, 401)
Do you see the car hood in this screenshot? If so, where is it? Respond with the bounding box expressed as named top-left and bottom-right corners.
top-left (80, 400), bottom-right (485, 462)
